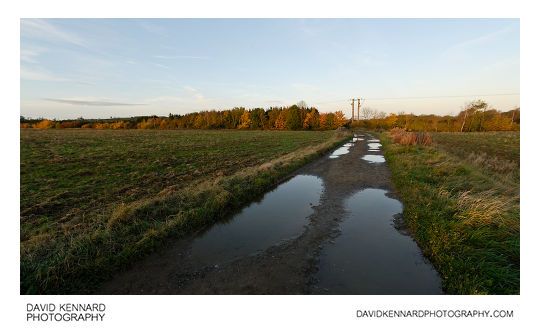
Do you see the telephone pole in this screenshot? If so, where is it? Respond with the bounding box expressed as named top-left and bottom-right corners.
top-left (357, 98), bottom-right (364, 120)
top-left (350, 99), bottom-right (355, 121)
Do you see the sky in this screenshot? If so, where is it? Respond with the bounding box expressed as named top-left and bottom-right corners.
top-left (20, 18), bottom-right (520, 119)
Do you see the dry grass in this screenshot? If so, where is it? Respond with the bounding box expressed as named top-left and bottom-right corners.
top-left (388, 127), bottom-right (432, 146)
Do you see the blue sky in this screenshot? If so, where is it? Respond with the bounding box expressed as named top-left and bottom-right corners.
top-left (20, 18), bottom-right (520, 119)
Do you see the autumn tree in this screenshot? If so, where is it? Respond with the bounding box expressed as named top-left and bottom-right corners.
top-left (334, 110), bottom-right (348, 127)
top-left (34, 119), bottom-right (55, 129)
top-left (274, 110), bottom-right (287, 130)
top-left (303, 108), bottom-right (320, 130)
top-left (238, 109), bottom-right (252, 129)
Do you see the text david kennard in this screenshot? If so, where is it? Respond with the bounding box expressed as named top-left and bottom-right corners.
top-left (27, 303), bottom-right (106, 322)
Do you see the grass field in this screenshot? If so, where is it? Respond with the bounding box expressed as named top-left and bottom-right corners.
top-left (21, 129), bottom-right (349, 294)
top-left (378, 131), bottom-right (519, 294)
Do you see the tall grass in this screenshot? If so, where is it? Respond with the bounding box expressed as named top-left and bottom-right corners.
top-left (388, 127), bottom-right (432, 146)
top-left (377, 131), bottom-right (519, 294)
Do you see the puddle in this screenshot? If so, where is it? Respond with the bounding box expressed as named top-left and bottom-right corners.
top-left (189, 175), bottom-right (323, 266)
top-left (367, 139), bottom-right (380, 143)
top-left (361, 155), bottom-right (385, 163)
top-left (367, 142), bottom-right (382, 150)
top-left (316, 188), bottom-right (441, 294)
top-left (352, 137), bottom-right (364, 142)
top-left (329, 143), bottom-right (353, 158)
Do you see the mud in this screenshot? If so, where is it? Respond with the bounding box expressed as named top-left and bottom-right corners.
top-left (98, 133), bottom-right (441, 294)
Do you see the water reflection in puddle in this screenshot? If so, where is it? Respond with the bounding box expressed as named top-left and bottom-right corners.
top-left (362, 155), bottom-right (385, 163)
top-left (367, 142), bottom-right (382, 150)
top-left (190, 175), bottom-right (323, 266)
top-left (316, 188), bottom-right (441, 294)
top-left (329, 143), bottom-right (353, 158)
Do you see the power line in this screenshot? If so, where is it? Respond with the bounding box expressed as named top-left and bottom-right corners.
top-left (310, 93), bottom-right (519, 105)
top-left (366, 93), bottom-right (520, 100)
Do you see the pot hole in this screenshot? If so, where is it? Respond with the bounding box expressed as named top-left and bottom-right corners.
top-left (189, 175), bottom-right (323, 267)
top-left (361, 155), bottom-right (385, 163)
top-left (315, 188), bottom-right (441, 294)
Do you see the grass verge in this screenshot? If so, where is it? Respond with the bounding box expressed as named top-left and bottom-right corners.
top-left (375, 131), bottom-right (519, 294)
top-left (21, 130), bottom-right (350, 294)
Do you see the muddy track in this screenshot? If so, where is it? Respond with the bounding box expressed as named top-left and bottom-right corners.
top-left (98, 133), bottom-right (439, 294)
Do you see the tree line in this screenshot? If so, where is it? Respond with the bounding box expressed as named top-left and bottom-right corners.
top-left (21, 105), bottom-right (348, 131)
top-left (21, 100), bottom-right (519, 132)
top-left (351, 100), bottom-right (519, 132)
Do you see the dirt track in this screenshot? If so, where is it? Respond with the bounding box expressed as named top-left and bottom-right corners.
top-left (98, 133), bottom-right (422, 294)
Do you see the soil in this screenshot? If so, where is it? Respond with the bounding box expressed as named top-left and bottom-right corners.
top-left (98, 133), bottom-right (403, 294)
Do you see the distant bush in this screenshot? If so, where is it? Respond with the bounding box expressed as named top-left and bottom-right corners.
top-left (388, 127), bottom-right (431, 146)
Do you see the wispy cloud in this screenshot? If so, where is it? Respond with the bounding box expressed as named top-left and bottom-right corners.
top-left (152, 63), bottom-right (170, 69)
top-left (154, 55), bottom-right (209, 60)
top-left (21, 66), bottom-right (93, 85)
top-left (443, 25), bottom-right (516, 58)
top-left (21, 66), bottom-right (69, 82)
top-left (20, 48), bottom-right (41, 64)
top-left (139, 22), bottom-right (167, 35)
top-left (184, 86), bottom-right (205, 100)
top-left (44, 98), bottom-right (146, 106)
top-left (21, 19), bottom-right (88, 48)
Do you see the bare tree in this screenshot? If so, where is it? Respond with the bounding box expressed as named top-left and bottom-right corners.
top-left (361, 106), bottom-right (375, 120)
top-left (296, 100), bottom-right (308, 109)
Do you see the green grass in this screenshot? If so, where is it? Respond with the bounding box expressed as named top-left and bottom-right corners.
top-left (21, 129), bottom-right (349, 294)
top-left (376, 131), bottom-right (519, 294)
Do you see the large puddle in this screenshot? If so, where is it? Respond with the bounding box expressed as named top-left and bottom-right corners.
top-left (316, 188), bottom-right (441, 294)
top-left (189, 175), bottom-right (323, 266)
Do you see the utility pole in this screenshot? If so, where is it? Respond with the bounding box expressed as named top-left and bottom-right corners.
top-left (350, 99), bottom-right (355, 121)
top-left (357, 98), bottom-right (364, 121)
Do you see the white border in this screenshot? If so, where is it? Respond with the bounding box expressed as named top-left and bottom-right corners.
top-left (3, 1), bottom-right (537, 327)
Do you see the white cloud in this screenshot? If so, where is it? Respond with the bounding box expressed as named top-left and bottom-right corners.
top-left (21, 19), bottom-right (88, 48)
top-left (20, 66), bottom-right (68, 82)
top-left (44, 98), bottom-right (146, 106)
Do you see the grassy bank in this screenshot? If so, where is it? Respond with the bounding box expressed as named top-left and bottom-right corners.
top-left (21, 129), bottom-right (350, 294)
top-left (376, 131), bottom-right (519, 294)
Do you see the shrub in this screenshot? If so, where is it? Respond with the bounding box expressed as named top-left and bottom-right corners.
top-left (389, 128), bottom-right (432, 146)
top-left (415, 131), bottom-right (432, 146)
